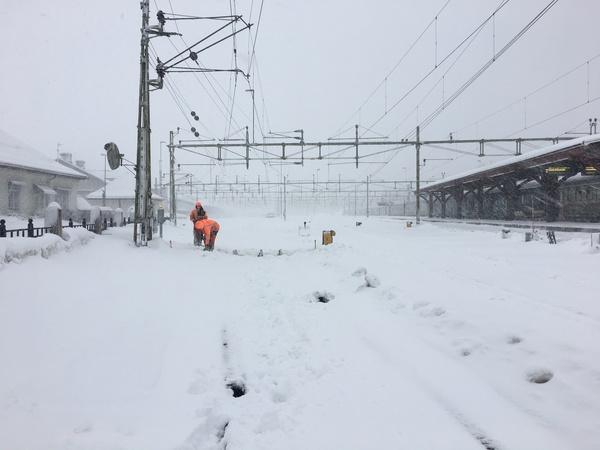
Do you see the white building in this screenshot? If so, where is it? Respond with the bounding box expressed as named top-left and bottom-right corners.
top-left (0, 129), bottom-right (86, 219)
top-left (86, 168), bottom-right (163, 221)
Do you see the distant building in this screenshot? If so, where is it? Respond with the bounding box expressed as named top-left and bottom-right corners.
top-left (56, 152), bottom-right (105, 198)
top-left (0, 129), bottom-right (87, 218)
top-left (86, 168), bottom-right (163, 221)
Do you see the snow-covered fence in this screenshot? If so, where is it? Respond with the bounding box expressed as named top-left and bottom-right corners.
top-left (0, 219), bottom-right (96, 237)
top-left (0, 218), bottom-right (51, 238)
top-left (1, 211), bottom-right (97, 238)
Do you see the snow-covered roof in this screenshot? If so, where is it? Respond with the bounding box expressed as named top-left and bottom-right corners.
top-left (57, 158), bottom-right (103, 183)
top-left (77, 195), bottom-right (93, 211)
top-left (0, 129), bottom-right (86, 178)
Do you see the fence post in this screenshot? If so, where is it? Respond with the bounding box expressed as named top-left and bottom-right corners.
top-left (45, 202), bottom-right (62, 238)
top-left (27, 219), bottom-right (34, 237)
top-left (91, 206), bottom-right (102, 235)
top-left (114, 208), bottom-right (124, 227)
top-left (0, 219), bottom-right (6, 237)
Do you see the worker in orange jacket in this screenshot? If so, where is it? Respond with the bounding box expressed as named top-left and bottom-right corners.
top-left (194, 218), bottom-right (220, 251)
top-left (190, 202), bottom-right (208, 246)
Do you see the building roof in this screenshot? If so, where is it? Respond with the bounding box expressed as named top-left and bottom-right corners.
top-left (0, 129), bottom-right (86, 179)
top-left (57, 158), bottom-right (104, 183)
top-left (77, 195), bottom-right (94, 211)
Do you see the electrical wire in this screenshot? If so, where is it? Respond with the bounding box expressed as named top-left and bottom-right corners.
top-left (363, 0), bottom-right (512, 139)
top-left (506, 95), bottom-right (600, 137)
top-left (247, 0), bottom-right (265, 76)
top-left (450, 52), bottom-right (600, 137)
top-left (333, 0), bottom-right (454, 138)
top-left (150, 20), bottom-right (250, 138)
top-left (420, 0), bottom-right (560, 131)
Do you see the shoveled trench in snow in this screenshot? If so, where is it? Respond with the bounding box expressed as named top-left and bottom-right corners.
top-left (1, 213), bottom-right (599, 450)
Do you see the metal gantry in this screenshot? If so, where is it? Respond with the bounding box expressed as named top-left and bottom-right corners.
top-left (170, 126), bottom-right (569, 224)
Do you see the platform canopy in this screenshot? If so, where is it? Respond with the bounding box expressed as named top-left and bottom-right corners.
top-left (420, 134), bottom-right (600, 193)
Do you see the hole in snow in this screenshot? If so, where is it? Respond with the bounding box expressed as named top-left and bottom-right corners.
top-left (527, 369), bottom-right (554, 384)
top-left (217, 421), bottom-right (229, 441)
top-left (475, 434), bottom-right (499, 450)
top-left (313, 291), bottom-right (334, 303)
top-left (227, 380), bottom-right (247, 398)
top-left (364, 273), bottom-right (380, 288)
top-left (507, 335), bottom-right (522, 344)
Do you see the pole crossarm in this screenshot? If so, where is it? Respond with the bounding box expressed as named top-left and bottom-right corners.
top-left (174, 136), bottom-right (570, 165)
top-left (160, 18), bottom-right (252, 71)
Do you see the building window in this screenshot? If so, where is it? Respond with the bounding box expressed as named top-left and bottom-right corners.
top-left (35, 189), bottom-right (45, 212)
top-left (585, 187), bottom-right (595, 201)
top-left (8, 181), bottom-right (23, 212)
top-left (56, 188), bottom-right (70, 209)
top-left (34, 185), bottom-right (55, 212)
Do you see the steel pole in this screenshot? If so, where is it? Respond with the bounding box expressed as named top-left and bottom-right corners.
top-left (416, 126), bottom-right (421, 225)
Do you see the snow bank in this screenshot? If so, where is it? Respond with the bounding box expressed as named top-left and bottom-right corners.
top-left (0, 227), bottom-right (94, 267)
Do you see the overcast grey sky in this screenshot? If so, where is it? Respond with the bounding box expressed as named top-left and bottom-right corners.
top-left (1, 0), bottom-right (599, 186)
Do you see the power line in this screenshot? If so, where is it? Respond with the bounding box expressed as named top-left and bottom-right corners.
top-left (419, 0), bottom-right (560, 131)
top-left (507, 95), bottom-right (600, 137)
top-left (451, 52), bottom-right (600, 137)
top-left (332, 0), bottom-right (454, 138)
top-left (346, 0), bottom-right (512, 141)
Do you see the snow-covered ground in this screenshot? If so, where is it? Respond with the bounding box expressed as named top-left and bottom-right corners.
top-left (1, 212), bottom-right (600, 450)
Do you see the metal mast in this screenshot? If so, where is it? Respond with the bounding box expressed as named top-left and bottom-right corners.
top-left (169, 129), bottom-right (178, 226)
top-left (134, 0), bottom-right (153, 245)
top-left (415, 126), bottom-right (421, 225)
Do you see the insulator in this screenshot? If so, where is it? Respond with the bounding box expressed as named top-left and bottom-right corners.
top-left (194, 115), bottom-right (199, 121)
top-left (194, 132), bottom-right (200, 137)
top-left (191, 111), bottom-right (196, 116)
top-left (191, 127), bottom-right (196, 132)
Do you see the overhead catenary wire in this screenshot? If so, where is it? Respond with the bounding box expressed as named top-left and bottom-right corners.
top-left (451, 53), bottom-right (600, 137)
top-left (402, 12), bottom-right (492, 133)
top-left (225, 0), bottom-right (240, 141)
top-left (507, 95), bottom-right (600, 138)
top-left (419, 0), bottom-right (560, 132)
top-left (149, 19), bottom-right (253, 139)
top-left (362, 0), bottom-right (512, 140)
top-left (332, 0), bottom-right (454, 139)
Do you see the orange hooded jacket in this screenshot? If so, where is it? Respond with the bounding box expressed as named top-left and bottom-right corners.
top-left (190, 205), bottom-right (208, 223)
top-left (194, 219), bottom-right (220, 248)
